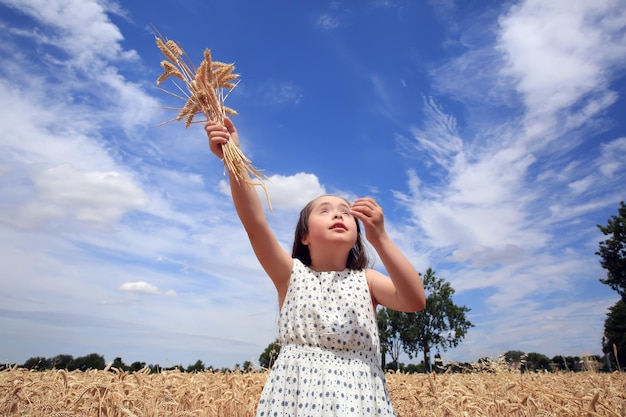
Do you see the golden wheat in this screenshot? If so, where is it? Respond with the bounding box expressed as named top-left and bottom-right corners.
top-left (2, 366), bottom-right (625, 417)
top-left (153, 28), bottom-right (271, 210)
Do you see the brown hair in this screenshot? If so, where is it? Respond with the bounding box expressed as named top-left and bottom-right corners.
top-left (291, 196), bottom-right (370, 270)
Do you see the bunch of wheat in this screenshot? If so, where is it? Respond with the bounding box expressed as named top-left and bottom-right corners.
top-left (154, 30), bottom-right (271, 209)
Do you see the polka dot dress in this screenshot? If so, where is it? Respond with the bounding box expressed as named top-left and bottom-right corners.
top-left (255, 258), bottom-right (396, 417)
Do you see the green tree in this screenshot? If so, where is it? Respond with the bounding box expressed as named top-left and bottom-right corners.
top-left (404, 363), bottom-right (426, 373)
top-left (377, 307), bottom-right (404, 370)
top-left (51, 354), bottom-right (74, 370)
top-left (525, 352), bottom-right (551, 372)
top-left (259, 339), bottom-right (281, 370)
top-left (503, 350), bottom-right (525, 367)
top-left (242, 361), bottom-right (254, 372)
top-left (603, 299), bottom-right (626, 370)
top-left (71, 353), bottom-right (105, 371)
top-left (395, 268), bottom-right (473, 372)
top-left (129, 361), bottom-right (147, 372)
top-left (596, 201), bottom-right (626, 300)
top-left (187, 359), bottom-right (205, 373)
top-left (377, 308), bottom-right (391, 370)
top-left (112, 357), bottom-right (128, 371)
top-left (596, 201), bottom-right (626, 370)
top-left (23, 356), bottom-right (51, 370)
top-left (551, 355), bottom-right (576, 371)
top-left (148, 363), bottom-right (162, 373)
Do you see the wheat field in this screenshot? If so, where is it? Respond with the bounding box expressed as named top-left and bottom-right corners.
top-left (1, 366), bottom-right (624, 416)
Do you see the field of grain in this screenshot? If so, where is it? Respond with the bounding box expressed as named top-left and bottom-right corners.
top-left (1, 366), bottom-right (625, 416)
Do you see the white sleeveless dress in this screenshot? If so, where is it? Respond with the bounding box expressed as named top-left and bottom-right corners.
top-left (255, 258), bottom-right (396, 416)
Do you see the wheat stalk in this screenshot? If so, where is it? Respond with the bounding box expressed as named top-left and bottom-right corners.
top-left (153, 27), bottom-right (271, 210)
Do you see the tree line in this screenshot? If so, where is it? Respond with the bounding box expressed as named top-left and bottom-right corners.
top-left (2, 354), bottom-right (256, 374)
top-left (4, 348), bottom-right (604, 374)
top-left (6, 202), bottom-right (624, 374)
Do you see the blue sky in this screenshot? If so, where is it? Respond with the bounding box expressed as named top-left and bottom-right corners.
top-left (1, 0), bottom-right (624, 369)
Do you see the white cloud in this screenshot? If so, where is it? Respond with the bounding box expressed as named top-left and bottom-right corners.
top-left (568, 176), bottom-right (595, 195)
top-left (254, 80), bottom-right (303, 105)
top-left (498, 0), bottom-right (626, 122)
top-left (119, 281), bottom-right (177, 296)
top-left (0, 163), bottom-right (147, 230)
top-left (264, 172), bottom-right (327, 210)
top-left (400, 0), bottom-right (626, 260)
top-left (317, 13), bottom-right (342, 29)
top-left (0, 80), bottom-right (110, 168)
top-left (120, 281), bottom-right (159, 295)
top-left (219, 172), bottom-right (326, 211)
top-left (1, 0), bottom-right (137, 69)
top-left (599, 137), bottom-right (626, 177)
top-left (408, 97), bottom-right (464, 170)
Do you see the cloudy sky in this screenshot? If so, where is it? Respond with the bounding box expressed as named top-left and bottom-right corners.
top-left (1, 0), bottom-right (624, 369)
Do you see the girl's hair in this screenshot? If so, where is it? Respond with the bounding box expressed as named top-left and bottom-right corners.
top-left (291, 196), bottom-right (370, 270)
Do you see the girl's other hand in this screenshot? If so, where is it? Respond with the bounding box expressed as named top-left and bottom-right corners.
top-left (350, 197), bottom-right (386, 243)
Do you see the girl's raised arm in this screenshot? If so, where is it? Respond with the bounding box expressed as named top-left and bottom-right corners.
top-left (206, 118), bottom-right (292, 298)
top-left (350, 198), bottom-right (426, 312)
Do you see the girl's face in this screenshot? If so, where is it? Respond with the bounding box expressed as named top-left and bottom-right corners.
top-left (301, 195), bottom-right (358, 249)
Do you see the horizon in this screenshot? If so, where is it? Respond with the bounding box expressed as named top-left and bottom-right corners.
top-left (5, 347), bottom-right (605, 371)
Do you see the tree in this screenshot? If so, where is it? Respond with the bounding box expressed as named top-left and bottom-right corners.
top-left (71, 353), bottom-right (105, 371)
top-left (148, 363), bottom-right (162, 373)
top-left (551, 355), bottom-right (577, 371)
top-left (381, 268), bottom-right (473, 372)
top-left (603, 299), bottom-right (626, 370)
top-left (242, 361), bottom-right (254, 372)
top-left (259, 339), bottom-right (281, 370)
top-left (401, 268), bottom-right (473, 372)
top-left (596, 201), bottom-right (626, 301)
top-left (525, 352), bottom-right (551, 372)
top-left (51, 354), bottom-right (74, 370)
top-left (23, 356), bottom-right (51, 370)
top-left (377, 307), bottom-right (404, 370)
top-left (596, 201), bottom-right (626, 371)
top-left (112, 357), bottom-right (127, 371)
top-left (377, 308), bottom-right (391, 370)
top-left (503, 350), bottom-right (525, 365)
top-left (129, 361), bottom-right (147, 372)
top-left (187, 359), bottom-right (205, 373)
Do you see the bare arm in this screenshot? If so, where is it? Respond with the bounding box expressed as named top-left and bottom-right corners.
top-left (350, 197), bottom-right (425, 312)
top-left (206, 118), bottom-right (292, 299)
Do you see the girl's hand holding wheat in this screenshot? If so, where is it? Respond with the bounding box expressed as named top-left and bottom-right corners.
top-left (206, 117), bottom-right (239, 160)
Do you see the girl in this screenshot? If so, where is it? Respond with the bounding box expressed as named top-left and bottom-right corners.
top-left (206, 118), bottom-right (426, 417)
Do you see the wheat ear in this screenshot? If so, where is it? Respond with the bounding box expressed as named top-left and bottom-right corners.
top-left (153, 28), bottom-right (271, 210)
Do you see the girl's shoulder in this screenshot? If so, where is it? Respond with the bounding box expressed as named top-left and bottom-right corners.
top-left (364, 267), bottom-right (388, 283)
top-left (291, 257), bottom-right (305, 270)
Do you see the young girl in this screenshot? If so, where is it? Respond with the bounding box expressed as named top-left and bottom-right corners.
top-left (206, 118), bottom-right (426, 417)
